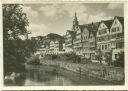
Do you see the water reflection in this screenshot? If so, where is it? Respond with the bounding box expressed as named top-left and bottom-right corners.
top-left (24, 68), bottom-right (76, 86)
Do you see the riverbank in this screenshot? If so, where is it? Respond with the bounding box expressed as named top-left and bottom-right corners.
top-left (25, 63), bottom-right (123, 85)
top-left (40, 58), bottom-right (124, 85)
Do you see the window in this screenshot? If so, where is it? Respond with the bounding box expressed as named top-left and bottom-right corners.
top-left (115, 54), bottom-right (118, 59)
top-left (102, 45), bottom-right (104, 50)
top-left (105, 45), bottom-right (107, 50)
top-left (117, 27), bottom-right (120, 31)
top-left (111, 28), bottom-right (116, 32)
top-left (100, 45), bottom-right (102, 50)
top-left (108, 44), bottom-right (110, 49)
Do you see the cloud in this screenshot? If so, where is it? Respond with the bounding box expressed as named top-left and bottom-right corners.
top-left (23, 3), bottom-right (123, 36)
top-left (87, 12), bottom-right (113, 23)
top-left (107, 3), bottom-right (123, 9)
top-left (60, 4), bottom-right (88, 24)
top-left (39, 4), bottom-right (57, 17)
top-left (61, 4), bottom-right (87, 17)
top-left (22, 6), bottom-right (39, 22)
top-left (39, 3), bottom-right (87, 21)
top-left (28, 23), bottom-right (47, 37)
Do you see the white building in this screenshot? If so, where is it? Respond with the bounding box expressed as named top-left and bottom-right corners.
top-left (110, 16), bottom-right (124, 61)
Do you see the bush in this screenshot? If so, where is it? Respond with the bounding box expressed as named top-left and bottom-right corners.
top-left (114, 52), bottom-right (124, 67)
top-left (43, 52), bottom-right (82, 63)
top-left (104, 52), bottom-right (112, 65)
top-left (27, 55), bottom-right (41, 65)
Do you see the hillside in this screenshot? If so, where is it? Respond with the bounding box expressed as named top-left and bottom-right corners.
top-left (46, 33), bottom-right (65, 43)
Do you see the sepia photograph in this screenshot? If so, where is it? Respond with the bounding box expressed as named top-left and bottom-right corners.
top-left (3, 90), bottom-right (127, 91)
top-left (2, 90), bottom-right (128, 91)
top-left (3, 3), bottom-right (124, 86)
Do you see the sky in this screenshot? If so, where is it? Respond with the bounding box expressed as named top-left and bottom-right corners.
top-left (22, 3), bottom-right (124, 37)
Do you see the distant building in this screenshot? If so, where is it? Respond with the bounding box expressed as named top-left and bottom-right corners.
top-left (65, 30), bottom-right (74, 52)
top-left (50, 41), bottom-right (55, 51)
top-left (54, 40), bottom-right (60, 52)
top-left (49, 40), bottom-right (63, 54)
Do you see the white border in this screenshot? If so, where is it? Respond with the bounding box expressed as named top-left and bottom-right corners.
top-left (1, 0), bottom-right (128, 90)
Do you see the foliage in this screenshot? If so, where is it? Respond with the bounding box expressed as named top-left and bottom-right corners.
top-left (104, 52), bottom-right (112, 65)
top-left (43, 52), bottom-right (81, 63)
top-left (114, 52), bottom-right (124, 67)
top-left (27, 55), bottom-right (41, 65)
top-left (3, 4), bottom-right (29, 75)
top-left (95, 49), bottom-right (102, 63)
top-left (27, 39), bottom-right (42, 53)
top-left (3, 4), bottom-right (29, 40)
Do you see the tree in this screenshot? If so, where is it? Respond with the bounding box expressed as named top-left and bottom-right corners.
top-left (3, 4), bottom-right (29, 75)
top-left (3, 4), bottom-right (29, 40)
top-left (115, 52), bottom-right (124, 67)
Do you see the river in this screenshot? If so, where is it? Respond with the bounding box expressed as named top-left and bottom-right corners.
top-left (4, 64), bottom-right (122, 86)
top-left (24, 68), bottom-right (77, 86)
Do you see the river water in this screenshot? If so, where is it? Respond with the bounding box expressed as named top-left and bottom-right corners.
top-left (24, 68), bottom-right (77, 86)
top-left (5, 64), bottom-right (120, 86)
top-left (5, 65), bottom-right (78, 86)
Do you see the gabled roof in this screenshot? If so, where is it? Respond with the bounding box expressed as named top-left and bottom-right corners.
top-left (66, 30), bottom-right (76, 39)
top-left (78, 25), bottom-right (86, 32)
top-left (85, 22), bottom-right (100, 31)
top-left (115, 16), bottom-right (124, 26)
top-left (101, 20), bottom-right (113, 29)
top-left (85, 22), bottom-right (100, 37)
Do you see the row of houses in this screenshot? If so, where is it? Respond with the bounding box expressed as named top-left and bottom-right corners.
top-left (65, 12), bottom-right (124, 61)
top-left (33, 36), bottom-right (65, 55)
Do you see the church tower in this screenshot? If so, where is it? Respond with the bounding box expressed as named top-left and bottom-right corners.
top-left (72, 12), bottom-right (79, 31)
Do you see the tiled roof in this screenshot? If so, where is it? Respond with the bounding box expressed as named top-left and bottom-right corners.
top-left (101, 20), bottom-right (113, 29)
top-left (116, 16), bottom-right (124, 26)
top-left (83, 22), bottom-right (99, 37)
top-left (78, 25), bottom-right (86, 32)
top-left (67, 30), bottom-right (76, 39)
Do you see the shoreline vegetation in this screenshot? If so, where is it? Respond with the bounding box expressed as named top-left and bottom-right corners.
top-left (26, 53), bottom-right (124, 85)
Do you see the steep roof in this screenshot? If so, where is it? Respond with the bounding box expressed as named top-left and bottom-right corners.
top-left (115, 16), bottom-right (124, 26)
top-left (101, 20), bottom-right (113, 29)
top-left (66, 30), bottom-right (76, 39)
top-left (78, 25), bottom-right (86, 32)
top-left (85, 22), bottom-right (100, 37)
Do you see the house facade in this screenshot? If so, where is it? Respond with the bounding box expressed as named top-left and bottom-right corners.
top-left (73, 25), bottom-right (85, 55)
top-left (82, 23), bottom-right (99, 59)
top-left (65, 30), bottom-right (74, 52)
top-left (64, 13), bottom-right (124, 62)
top-left (110, 16), bottom-right (124, 61)
top-left (49, 40), bottom-right (60, 54)
top-left (97, 20), bottom-right (113, 54)
top-left (82, 26), bottom-right (90, 58)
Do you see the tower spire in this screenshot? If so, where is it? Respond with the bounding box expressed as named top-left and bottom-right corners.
top-left (72, 12), bottom-right (79, 30)
top-left (74, 12), bottom-right (78, 21)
